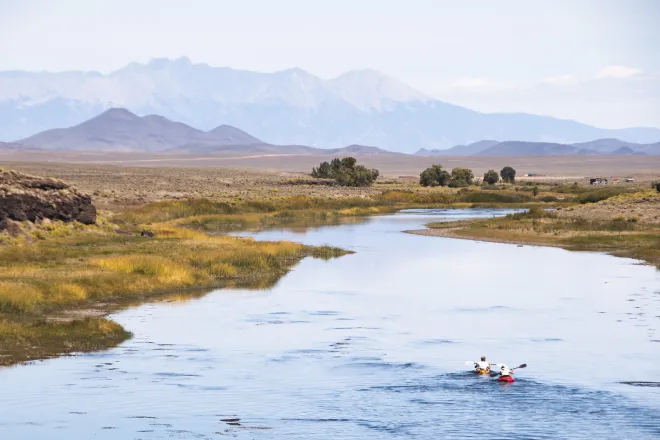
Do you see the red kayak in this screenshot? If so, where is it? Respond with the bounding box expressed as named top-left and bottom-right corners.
top-left (498, 375), bottom-right (515, 383)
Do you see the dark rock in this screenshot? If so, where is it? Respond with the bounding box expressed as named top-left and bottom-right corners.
top-left (141, 230), bottom-right (155, 238)
top-left (0, 218), bottom-right (26, 237)
top-left (0, 169), bottom-right (96, 227)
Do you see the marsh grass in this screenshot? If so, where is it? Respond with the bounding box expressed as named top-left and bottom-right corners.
top-left (0, 317), bottom-right (130, 366)
top-left (427, 205), bottom-right (660, 268)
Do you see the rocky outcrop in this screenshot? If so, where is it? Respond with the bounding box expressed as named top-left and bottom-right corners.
top-left (0, 170), bottom-right (96, 229)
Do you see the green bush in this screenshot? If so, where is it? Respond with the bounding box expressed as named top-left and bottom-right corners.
top-left (500, 166), bottom-right (516, 183)
top-left (483, 169), bottom-right (499, 185)
top-left (539, 195), bottom-right (558, 202)
top-left (420, 164), bottom-right (451, 187)
top-left (311, 157), bottom-right (379, 187)
top-left (448, 168), bottom-right (474, 188)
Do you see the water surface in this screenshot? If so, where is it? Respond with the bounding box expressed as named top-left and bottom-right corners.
top-left (1, 209), bottom-right (659, 439)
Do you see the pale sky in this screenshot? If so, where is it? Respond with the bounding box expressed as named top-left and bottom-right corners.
top-left (1, 0), bottom-right (658, 128)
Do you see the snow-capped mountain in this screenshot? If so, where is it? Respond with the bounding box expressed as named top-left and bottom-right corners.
top-left (1, 57), bottom-right (659, 152)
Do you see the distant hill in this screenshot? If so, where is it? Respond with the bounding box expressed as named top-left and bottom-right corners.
top-left (3, 58), bottom-right (660, 152)
top-left (612, 146), bottom-right (637, 155)
top-left (477, 141), bottom-right (578, 156)
top-left (415, 140), bottom-right (499, 156)
top-left (18, 108), bottom-right (265, 153)
top-left (0, 142), bottom-right (32, 151)
top-left (452, 138), bottom-right (660, 156)
top-left (18, 108), bottom-right (401, 156)
top-left (175, 142), bottom-right (398, 156)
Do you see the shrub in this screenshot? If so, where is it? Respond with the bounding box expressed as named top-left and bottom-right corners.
top-left (420, 164), bottom-right (450, 187)
top-left (578, 187), bottom-right (629, 204)
top-left (500, 166), bottom-right (516, 183)
top-left (311, 157), bottom-right (379, 187)
top-left (483, 169), bottom-right (499, 185)
top-left (539, 195), bottom-right (558, 202)
top-left (448, 168), bottom-right (474, 188)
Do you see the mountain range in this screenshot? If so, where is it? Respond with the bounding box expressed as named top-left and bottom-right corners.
top-left (9, 107), bottom-right (659, 157)
top-left (2, 57), bottom-right (660, 153)
top-left (16, 108), bottom-right (396, 156)
top-left (414, 139), bottom-right (660, 156)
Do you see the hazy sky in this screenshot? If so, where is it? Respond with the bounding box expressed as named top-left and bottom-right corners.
top-left (1, 0), bottom-right (658, 128)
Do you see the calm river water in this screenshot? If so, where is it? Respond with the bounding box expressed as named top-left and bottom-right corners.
top-left (1, 209), bottom-right (659, 439)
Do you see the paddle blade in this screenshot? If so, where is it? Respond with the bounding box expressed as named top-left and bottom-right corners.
top-left (515, 363), bottom-right (527, 369)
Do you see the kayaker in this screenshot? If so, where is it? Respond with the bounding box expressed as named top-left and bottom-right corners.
top-left (499, 364), bottom-right (514, 378)
top-left (475, 356), bottom-right (490, 372)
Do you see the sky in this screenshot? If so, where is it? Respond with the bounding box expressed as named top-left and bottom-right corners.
top-left (1, 0), bottom-right (658, 128)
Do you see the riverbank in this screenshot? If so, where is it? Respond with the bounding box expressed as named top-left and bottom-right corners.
top-left (2, 167), bottom-right (657, 366)
top-left (0, 204), bottom-right (350, 366)
top-left (408, 191), bottom-right (660, 269)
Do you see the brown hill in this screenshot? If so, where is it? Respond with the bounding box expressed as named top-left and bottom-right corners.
top-left (18, 108), bottom-right (264, 153)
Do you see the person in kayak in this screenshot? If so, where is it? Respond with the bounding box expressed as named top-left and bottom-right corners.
top-left (475, 356), bottom-right (490, 373)
top-left (499, 364), bottom-right (514, 378)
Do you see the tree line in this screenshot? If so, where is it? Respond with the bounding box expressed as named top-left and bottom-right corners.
top-left (419, 165), bottom-right (516, 187)
top-left (310, 157), bottom-right (516, 188)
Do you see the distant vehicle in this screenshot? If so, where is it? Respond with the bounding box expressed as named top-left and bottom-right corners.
top-left (626, 178), bottom-right (634, 183)
top-left (589, 177), bottom-right (608, 185)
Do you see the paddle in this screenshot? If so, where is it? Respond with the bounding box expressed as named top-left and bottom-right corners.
top-left (489, 363), bottom-right (527, 377)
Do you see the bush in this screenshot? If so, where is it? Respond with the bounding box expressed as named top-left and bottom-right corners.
top-left (578, 187), bottom-right (629, 204)
top-left (311, 157), bottom-right (379, 187)
top-left (653, 181), bottom-right (660, 193)
top-left (483, 169), bottom-right (499, 185)
top-left (448, 168), bottom-right (474, 188)
top-left (420, 164), bottom-right (450, 187)
top-left (539, 195), bottom-right (558, 202)
top-left (500, 166), bottom-right (516, 183)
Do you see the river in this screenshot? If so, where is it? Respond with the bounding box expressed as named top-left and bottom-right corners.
top-left (1, 209), bottom-right (659, 439)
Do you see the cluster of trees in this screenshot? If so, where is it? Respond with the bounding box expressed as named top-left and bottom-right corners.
top-left (311, 157), bottom-right (379, 187)
top-left (420, 165), bottom-right (516, 187)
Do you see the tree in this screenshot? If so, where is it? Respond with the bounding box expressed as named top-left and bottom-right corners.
top-left (448, 167), bottom-right (474, 188)
top-left (311, 161), bottom-right (331, 178)
top-left (483, 169), bottom-right (499, 185)
top-left (654, 181), bottom-right (660, 193)
top-left (500, 166), bottom-right (516, 183)
top-left (532, 185), bottom-right (539, 197)
top-left (311, 157), bottom-right (379, 187)
top-left (419, 164), bottom-right (450, 187)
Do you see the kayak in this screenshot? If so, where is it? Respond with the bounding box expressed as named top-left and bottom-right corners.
top-left (475, 368), bottom-right (490, 375)
top-left (498, 375), bottom-right (515, 383)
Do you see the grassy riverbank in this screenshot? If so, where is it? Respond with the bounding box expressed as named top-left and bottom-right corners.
top-left (0, 203), bottom-right (349, 366)
top-left (2, 181), bottom-right (656, 366)
top-left (411, 191), bottom-right (660, 269)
